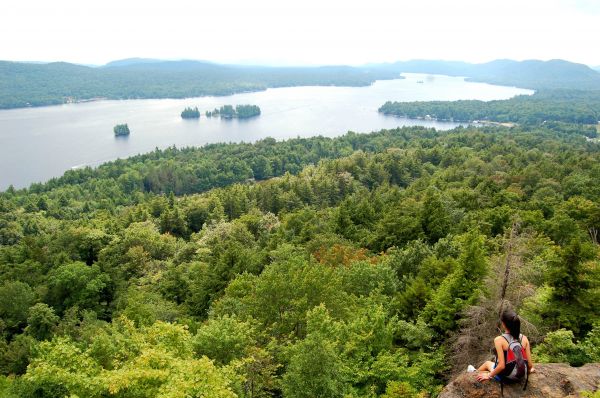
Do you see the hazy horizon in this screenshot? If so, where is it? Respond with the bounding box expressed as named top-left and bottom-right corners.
top-left (2, 0), bottom-right (600, 67)
top-left (4, 56), bottom-right (600, 70)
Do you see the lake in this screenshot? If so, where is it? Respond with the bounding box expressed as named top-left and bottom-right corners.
top-left (0, 73), bottom-right (533, 189)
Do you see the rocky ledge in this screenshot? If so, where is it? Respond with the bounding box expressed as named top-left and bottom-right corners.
top-left (439, 363), bottom-right (599, 398)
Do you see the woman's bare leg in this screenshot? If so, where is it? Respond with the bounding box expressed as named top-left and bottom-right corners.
top-left (478, 361), bottom-right (494, 373)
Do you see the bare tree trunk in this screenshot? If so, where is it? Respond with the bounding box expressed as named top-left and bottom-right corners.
top-left (588, 227), bottom-right (598, 245)
top-left (499, 221), bottom-right (520, 317)
top-left (450, 219), bottom-right (538, 376)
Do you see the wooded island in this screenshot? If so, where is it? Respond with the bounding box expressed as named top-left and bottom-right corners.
top-left (181, 107), bottom-right (201, 119)
top-left (206, 104), bottom-right (261, 119)
top-left (113, 123), bottom-right (130, 136)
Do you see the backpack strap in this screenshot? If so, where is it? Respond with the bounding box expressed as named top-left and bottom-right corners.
top-left (502, 333), bottom-right (514, 344)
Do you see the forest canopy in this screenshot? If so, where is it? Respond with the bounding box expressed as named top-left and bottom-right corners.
top-left (1, 122), bottom-right (599, 397)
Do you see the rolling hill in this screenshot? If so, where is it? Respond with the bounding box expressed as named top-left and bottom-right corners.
top-left (0, 59), bottom-right (400, 109)
top-left (2, 58), bottom-right (600, 109)
top-left (380, 59), bottom-right (600, 90)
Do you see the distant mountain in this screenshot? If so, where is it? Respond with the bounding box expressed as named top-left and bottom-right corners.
top-left (2, 57), bottom-right (600, 109)
top-left (470, 59), bottom-right (600, 90)
top-left (380, 59), bottom-right (600, 90)
top-left (103, 58), bottom-right (165, 67)
top-left (377, 59), bottom-right (475, 76)
top-left (0, 60), bottom-right (400, 109)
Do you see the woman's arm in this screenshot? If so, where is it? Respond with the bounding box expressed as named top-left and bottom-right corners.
top-left (477, 337), bottom-right (505, 382)
top-left (523, 335), bottom-right (535, 373)
top-left (489, 337), bottom-right (505, 377)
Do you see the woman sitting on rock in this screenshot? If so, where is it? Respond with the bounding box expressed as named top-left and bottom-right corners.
top-left (474, 309), bottom-right (535, 384)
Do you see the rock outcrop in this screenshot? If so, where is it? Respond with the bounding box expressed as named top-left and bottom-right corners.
top-left (439, 363), bottom-right (600, 398)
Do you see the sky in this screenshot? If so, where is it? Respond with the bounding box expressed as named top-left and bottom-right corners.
top-left (1, 0), bottom-right (600, 67)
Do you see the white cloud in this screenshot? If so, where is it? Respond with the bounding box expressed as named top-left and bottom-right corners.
top-left (0, 0), bottom-right (599, 66)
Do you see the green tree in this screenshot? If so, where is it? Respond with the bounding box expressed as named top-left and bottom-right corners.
top-left (421, 189), bottom-right (452, 244)
top-left (282, 306), bottom-right (348, 398)
top-left (0, 334), bottom-right (37, 375)
top-left (25, 303), bottom-right (59, 341)
top-left (0, 281), bottom-right (35, 335)
top-left (420, 231), bottom-right (487, 334)
top-left (543, 238), bottom-right (599, 336)
top-left (236, 347), bottom-right (280, 398)
top-left (46, 262), bottom-right (111, 316)
top-left (193, 315), bottom-right (257, 365)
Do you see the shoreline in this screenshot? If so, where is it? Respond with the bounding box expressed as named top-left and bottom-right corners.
top-left (381, 113), bottom-right (516, 127)
top-left (0, 73), bottom-right (537, 112)
top-left (0, 78), bottom-right (406, 111)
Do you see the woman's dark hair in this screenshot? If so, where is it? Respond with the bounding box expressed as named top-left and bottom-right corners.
top-left (501, 310), bottom-right (521, 340)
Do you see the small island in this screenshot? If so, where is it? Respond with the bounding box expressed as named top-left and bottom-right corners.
top-left (181, 106), bottom-right (200, 119)
top-left (113, 123), bottom-right (130, 136)
top-left (205, 104), bottom-right (261, 119)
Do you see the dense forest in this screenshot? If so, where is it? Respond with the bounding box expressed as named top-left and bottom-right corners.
top-left (379, 89), bottom-right (600, 128)
top-left (0, 61), bottom-right (399, 109)
top-left (1, 122), bottom-right (599, 397)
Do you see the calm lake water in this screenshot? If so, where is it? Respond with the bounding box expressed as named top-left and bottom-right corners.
top-left (0, 74), bottom-right (533, 189)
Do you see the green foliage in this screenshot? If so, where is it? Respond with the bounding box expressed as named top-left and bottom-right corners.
top-left (0, 281), bottom-right (35, 334)
top-left (421, 189), bottom-right (453, 244)
top-left (1, 124), bottom-right (600, 395)
top-left (25, 303), bottom-right (59, 341)
top-left (15, 319), bottom-right (237, 398)
top-left (220, 105), bottom-right (236, 118)
top-left (282, 306), bottom-right (349, 398)
top-left (0, 376), bottom-right (17, 398)
top-left (115, 286), bottom-right (181, 327)
top-left (540, 238), bottom-right (599, 336)
top-left (420, 231), bottom-right (487, 334)
top-left (235, 105), bottom-right (261, 118)
top-left (582, 392), bottom-right (600, 398)
top-left (380, 90), bottom-right (600, 127)
top-left (113, 123), bottom-right (130, 136)
top-left (213, 246), bottom-right (348, 338)
top-left (193, 315), bottom-right (257, 365)
top-left (234, 346), bottom-right (279, 398)
top-left (339, 260), bottom-right (398, 297)
top-left (0, 60), bottom-right (399, 109)
top-left (580, 323), bottom-right (600, 362)
top-left (381, 381), bottom-right (425, 398)
top-left (534, 329), bottom-right (588, 366)
top-left (181, 106), bottom-right (200, 119)
top-left (0, 334), bottom-right (37, 375)
top-left (206, 104), bottom-right (261, 119)
top-left (46, 262), bottom-right (111, 316)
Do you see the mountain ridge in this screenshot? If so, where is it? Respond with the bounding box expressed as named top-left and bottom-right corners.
top-left (379, 58), bottom-right (600, 90)
top-left (1, 58), bottom-right (600, 109)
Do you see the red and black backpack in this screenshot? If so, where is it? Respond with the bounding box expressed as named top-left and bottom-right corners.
top-left (497, 333), bottom-right (529, 396)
